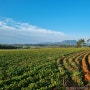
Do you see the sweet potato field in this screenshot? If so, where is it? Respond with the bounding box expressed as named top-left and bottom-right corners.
top-left (57, 49), bottom-right (90, 88)
top-left (0, 48), bottom-right (89, 90)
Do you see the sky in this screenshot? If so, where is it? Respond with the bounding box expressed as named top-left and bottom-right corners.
top-left (0, 0), bottom-right (90, 44)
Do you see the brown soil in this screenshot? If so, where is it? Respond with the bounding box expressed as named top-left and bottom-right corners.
top-left (57, 49), bottom-right (90, 87)
top-left (82, 53), bottom-right (90, 81)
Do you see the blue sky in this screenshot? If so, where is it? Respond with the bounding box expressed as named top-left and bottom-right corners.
top-left (0, 0), bottom-right (90, 44)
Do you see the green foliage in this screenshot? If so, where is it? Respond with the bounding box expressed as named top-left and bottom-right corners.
top-left (0, 48), bottom-right (86, 89)
top-left (76, 39), bottom-right (85, 47)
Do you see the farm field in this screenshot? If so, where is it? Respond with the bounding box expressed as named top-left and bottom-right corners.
top-left (57, 48), bottom-right (90, 88)
top-left (0, 48), bottom-right (89, 90)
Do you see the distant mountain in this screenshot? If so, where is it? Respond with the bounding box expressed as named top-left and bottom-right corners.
top-left (59, 40), bottom-right (77, 45)
top-left (37, 40), bottom-right (77, 45)
top-left (1, 40), bottom-right (77, 46)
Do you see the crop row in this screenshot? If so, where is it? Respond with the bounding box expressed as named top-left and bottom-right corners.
top-left (0, 48), bottom-right (87, 90)
top-left (57, 49), bottom-right (90, 87)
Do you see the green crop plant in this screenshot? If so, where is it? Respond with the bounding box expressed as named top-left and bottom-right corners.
top-left (0, 48), bottom-right (87, 89)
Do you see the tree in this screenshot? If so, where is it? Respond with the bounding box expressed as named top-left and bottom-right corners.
top-left (76, 39), bottom-right (85, 47)
top-left (87, 39), bottom-right (90, 42)
top-left (87, 39), bottom-right (90, 46)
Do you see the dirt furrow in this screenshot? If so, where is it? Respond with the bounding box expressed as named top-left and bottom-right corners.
top-left (57, 49), bottom-right (90, 87)
top-left (82, 53), bottom-right (90, 81)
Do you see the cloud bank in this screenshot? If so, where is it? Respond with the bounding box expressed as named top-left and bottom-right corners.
top-left (0, 17), bottom-right (68, 44)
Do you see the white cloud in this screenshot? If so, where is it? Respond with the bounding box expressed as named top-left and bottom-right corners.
top-left (0, 17), bottom-right (68, 44)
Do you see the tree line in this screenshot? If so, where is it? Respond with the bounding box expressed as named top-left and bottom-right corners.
top-left (0, 44), bottom-right (17, 49)
top-left (76, 38), bottom-right (90, 47)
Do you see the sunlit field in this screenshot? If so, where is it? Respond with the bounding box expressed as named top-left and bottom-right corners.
top-left (0, 48), bottom-right (88, 90)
